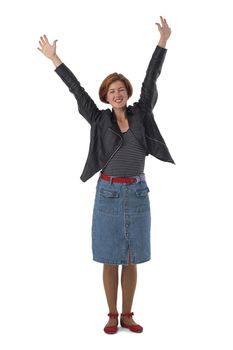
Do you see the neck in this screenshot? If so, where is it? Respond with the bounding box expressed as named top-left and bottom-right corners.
top-left (113, 107), bottom-right (127, 122)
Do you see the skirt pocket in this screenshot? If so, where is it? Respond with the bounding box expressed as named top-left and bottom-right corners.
top-left (134, 186), bottom-right (150, 214)
top-left (135, 186), bottom-right (150, 197)
top-left (98, 188), bottom-right (120, 215)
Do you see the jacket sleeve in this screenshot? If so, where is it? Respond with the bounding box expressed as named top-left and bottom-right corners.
top-left (55, 63), bottom-right (100, 124)
top-left (137, 45), bottom-right (167, 112)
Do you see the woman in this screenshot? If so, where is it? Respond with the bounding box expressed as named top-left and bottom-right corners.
top-left (38, 16), bottom-right (175, 334)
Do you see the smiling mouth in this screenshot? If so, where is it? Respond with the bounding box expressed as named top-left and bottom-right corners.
top-left (114, 99), bottom-right (123, 103)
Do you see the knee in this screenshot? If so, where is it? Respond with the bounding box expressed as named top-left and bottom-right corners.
top-left (104, 264), bottom-right (119, 272)
top-left (123, 263), bottom-right (137, 271)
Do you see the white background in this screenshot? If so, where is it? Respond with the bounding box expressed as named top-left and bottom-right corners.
top-left (0, 0), bottom-right (233, 349)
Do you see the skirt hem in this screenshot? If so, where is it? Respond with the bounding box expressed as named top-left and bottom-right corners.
top-left (92, 256), bottom-right (151, 265)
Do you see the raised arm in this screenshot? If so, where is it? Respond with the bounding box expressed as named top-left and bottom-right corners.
top-left (137, 16), bottom-right (171, 111)
top-left (38, 35), bottom-right (100, 124)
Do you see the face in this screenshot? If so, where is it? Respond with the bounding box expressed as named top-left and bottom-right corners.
top-left (106, 80), bottom-right (128, 109)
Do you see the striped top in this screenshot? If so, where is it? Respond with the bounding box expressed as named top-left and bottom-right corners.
top-left (102, 129), bottom-right (146, 177)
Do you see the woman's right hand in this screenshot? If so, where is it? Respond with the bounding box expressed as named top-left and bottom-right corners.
top-left (38, 35), bottom-right (57, 59)
top-left (38, 35), bottom-right (62, 67)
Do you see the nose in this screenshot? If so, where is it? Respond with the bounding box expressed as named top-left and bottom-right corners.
top-left (116, 91), bottom-right (123, 97)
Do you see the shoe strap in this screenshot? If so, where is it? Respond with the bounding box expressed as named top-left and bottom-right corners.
top-left (108, 312), bottom-right (119, 319)
top-left (121, 312), bottom-right (134, 318)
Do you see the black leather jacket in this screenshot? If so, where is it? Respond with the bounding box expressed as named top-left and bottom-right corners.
top-left (55, 45), bottom-right (175, 182)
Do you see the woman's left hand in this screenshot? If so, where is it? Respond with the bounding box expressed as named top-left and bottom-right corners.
top-left (156, 16), bottom-right (171, 47)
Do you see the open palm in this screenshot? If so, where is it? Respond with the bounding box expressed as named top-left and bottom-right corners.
top-left (37, 35), bottom-right (57, 59)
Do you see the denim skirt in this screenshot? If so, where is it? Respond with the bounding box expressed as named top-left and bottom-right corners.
top-left (91, 175), bottom-right (151, 265)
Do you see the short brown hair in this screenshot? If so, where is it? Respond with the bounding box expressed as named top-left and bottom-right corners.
top-left (99, 73), bottom-right (133, 104)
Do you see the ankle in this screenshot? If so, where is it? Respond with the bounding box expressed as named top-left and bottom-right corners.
top-left (121, 311), bottom-right (134, 318)
top-left (108, 312), bottom-right (119, 318)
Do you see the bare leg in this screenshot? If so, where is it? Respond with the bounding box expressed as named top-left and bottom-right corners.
top-left (121, 262), bottom-right (138, 326)
top-left (103, 264), bottom-right (119, 326)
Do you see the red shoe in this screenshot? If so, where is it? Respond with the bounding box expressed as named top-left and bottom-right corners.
top-left (120, 312), bottom-right (143, 333)
top-left (104, 313), bottom-right (119, 334)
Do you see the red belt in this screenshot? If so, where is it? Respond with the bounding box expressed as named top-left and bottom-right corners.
top-left (100, 173), bottom-right (137, 183)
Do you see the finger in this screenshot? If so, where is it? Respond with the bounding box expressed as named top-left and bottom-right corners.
top-left (37, 47), bottom-right (42, 52)
top-left (40, 36), bottom-right (46, 45)
top-left (155, 22), bottom-right (162, 30)
top-left (161, 16), bottom-right (168, 28)
top-left (160, 15), bottom-right (165, 25)
top-left (39, 39), bottom-right (46, 48)
top-left (52, 39), bottom-right (58, 46)
top-left (163, 18), bottom-right (169, 28)
top-left (44, 34), bottom-right (49, 43)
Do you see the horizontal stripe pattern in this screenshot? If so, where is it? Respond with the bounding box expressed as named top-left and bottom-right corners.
top-left (102, 129), bottom-right (146, 177)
